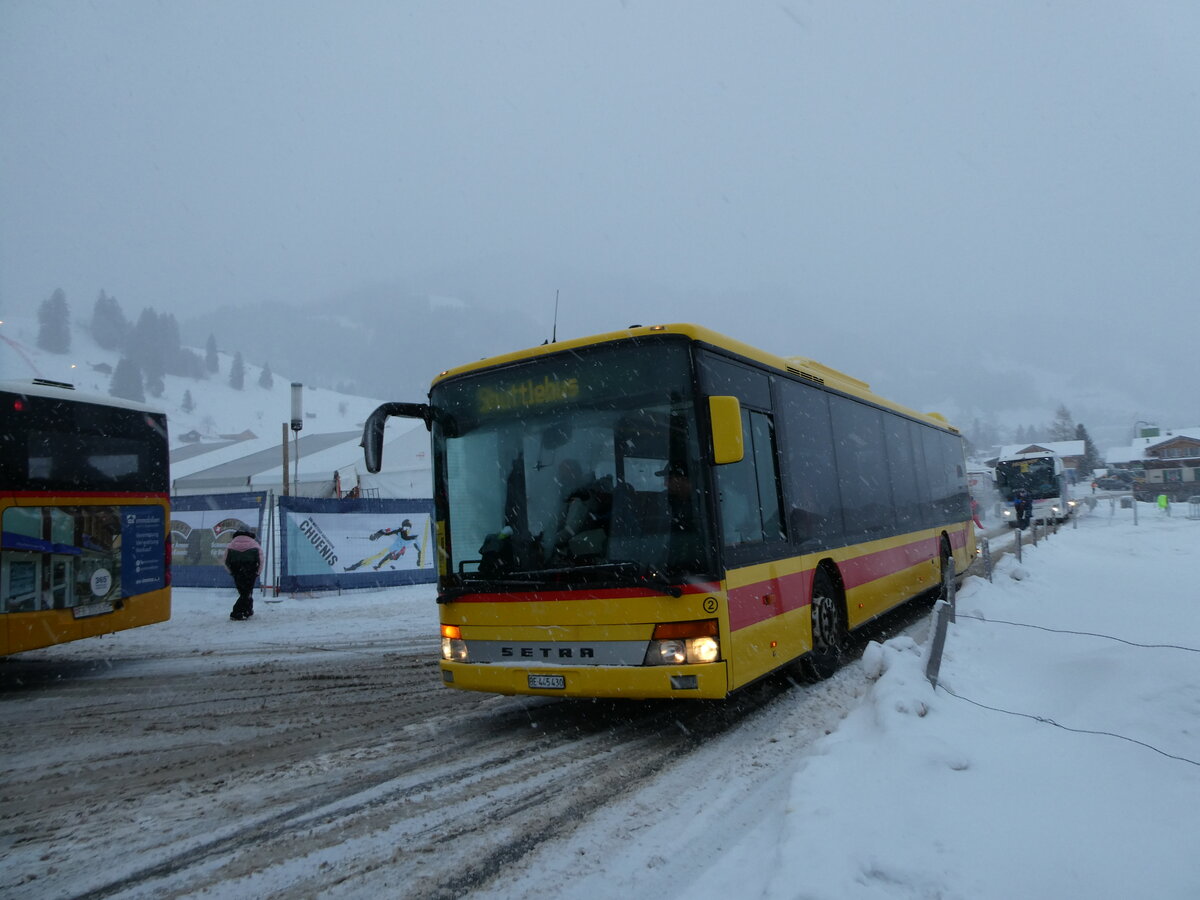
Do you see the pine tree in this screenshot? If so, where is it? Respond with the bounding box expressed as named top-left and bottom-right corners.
top-left (230, 351), bottom-right (245, 390)
top-left (175, 348), bottom-right (206, 379)
top-left (90, 290), bottom-right (129, 350)
top-left (161, 313), bottom-right (184, 374)
top-left (182, 389), bottom-right (195, 413)
top-left (205, 334), bottom-right (219, 373)
top-left (146, 371), bottom-right (165, 398)
top-left (1076, 423), bottom-right (1101, 474)
top-left (129, 308), bottom-right (166, 384)
top-left (1049, 403), bottom-right (1075, 441)
top-left (258, 362), bottom-right (274, 389)
top-left (37, 288), bottom-right (71, 353)
top-left (109, 357), bottom-right (145, 402)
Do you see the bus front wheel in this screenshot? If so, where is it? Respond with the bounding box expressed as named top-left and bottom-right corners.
top-left (802, 567), bottom-right (846, 681)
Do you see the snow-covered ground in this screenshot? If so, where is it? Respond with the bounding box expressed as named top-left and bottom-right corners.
top-left (492, 501), bottom-right (1200, 899)
top-left (6, 500), bottom-right (1198, 898)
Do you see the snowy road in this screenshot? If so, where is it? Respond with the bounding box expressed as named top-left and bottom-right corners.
top-left (0, 591), bottom-right (909, 900)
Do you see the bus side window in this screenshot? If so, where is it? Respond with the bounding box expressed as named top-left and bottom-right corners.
top-left (776, 380), bottom-right (843, 550)
top-left (717, 408), bottom-right (785, 547)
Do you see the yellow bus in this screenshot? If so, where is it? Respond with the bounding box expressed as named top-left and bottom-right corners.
top-left (364, 324), bottom-right (974, 699)
top-left (1, 379), bottom-right (171, 655)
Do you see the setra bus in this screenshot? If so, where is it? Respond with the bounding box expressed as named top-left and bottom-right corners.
top-left (1, 379), bottom-right (171, 655)
top-left (363, 324), bottom-right (974, 699)
top-left (994, 450), bottom-right (1073, 527)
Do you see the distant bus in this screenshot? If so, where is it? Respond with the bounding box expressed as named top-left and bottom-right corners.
top-left (364, 324), bottom-right (974, 700)
top-left (1, 380), bottom-right (171, 655)
top-left (994, 450), bottom-right (1074, 526)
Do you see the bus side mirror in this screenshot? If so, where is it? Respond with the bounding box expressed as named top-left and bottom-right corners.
top-left (708, 396), bottom-right (744, 465)
top-left (362, 402), bottom-right (432, 473)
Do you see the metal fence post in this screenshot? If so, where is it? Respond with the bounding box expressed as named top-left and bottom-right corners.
top-left (1014, 527), bottom-right (1022, 562)
top-left (946, 557), bottom-right (956, 623)
top-left (925, 598), bottom-right (951, 689)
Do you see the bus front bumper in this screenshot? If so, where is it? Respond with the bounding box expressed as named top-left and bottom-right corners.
top-left (438, 661), bottom-right (729, 700)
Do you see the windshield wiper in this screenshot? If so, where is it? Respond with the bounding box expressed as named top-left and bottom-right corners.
top-left (602, 561), bottom-right (683, 598)
top-left (438, 562), bottom-right (683, 601)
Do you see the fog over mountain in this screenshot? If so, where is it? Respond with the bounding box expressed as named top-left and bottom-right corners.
top-left (184, 284), bottom-right (541, 403)
top-left (182, 273), bottom-right (1158, 453)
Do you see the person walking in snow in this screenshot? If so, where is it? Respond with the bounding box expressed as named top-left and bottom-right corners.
top-left (1013, 488), bottom-right (1033, 530)
top-left (223, 530), bottom-right (263, 620)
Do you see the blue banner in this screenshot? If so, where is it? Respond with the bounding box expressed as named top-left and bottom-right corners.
top-left (278, 496), bottom-right (435, 592)
top-left (170, 493), bottom-right (268, 588)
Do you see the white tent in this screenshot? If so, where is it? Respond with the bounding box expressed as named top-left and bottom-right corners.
top-left (170, 421), bottom-right (430, 499)
top-left (352, 420), bottom-right (432, 500)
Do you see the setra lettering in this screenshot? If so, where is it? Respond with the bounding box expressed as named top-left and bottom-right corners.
top-left (500, 646), bottom-right (595, 659)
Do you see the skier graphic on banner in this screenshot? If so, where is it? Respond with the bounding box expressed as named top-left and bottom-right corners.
top-left (343, 519), bottom-right (424, 571)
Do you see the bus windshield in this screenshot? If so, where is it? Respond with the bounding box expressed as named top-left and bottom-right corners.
top-left (431, 338), bottom-right (715, 591)
top-left (995, 457), bottom-right (1058, 501)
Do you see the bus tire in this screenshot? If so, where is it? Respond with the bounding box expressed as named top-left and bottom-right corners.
top-left (802, 566), bottom-right (846, 681)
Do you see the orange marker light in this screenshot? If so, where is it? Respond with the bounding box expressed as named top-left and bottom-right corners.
top-left (652, 619), bottom-right (718, 640)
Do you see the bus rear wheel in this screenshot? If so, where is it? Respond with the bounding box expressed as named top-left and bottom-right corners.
top-left (802, 568), bottom-right (846, 681)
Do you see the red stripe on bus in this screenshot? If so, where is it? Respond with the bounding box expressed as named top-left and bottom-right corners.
top-left (726, 528), bottom-right (966, 631)
top-left (838, 536), bottom-right (938, 589)
top-left (728, 568), bottom-right (814, 631)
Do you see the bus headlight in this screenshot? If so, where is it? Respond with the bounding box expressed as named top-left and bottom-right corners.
top-left (650, 639), bottom-right (688, 665)
top-left (441, 624), bottom-right (468, 662)
top-left (687, 636), bottom-right (720, 664)
top-left (643, 620), bottom-right (721, 666)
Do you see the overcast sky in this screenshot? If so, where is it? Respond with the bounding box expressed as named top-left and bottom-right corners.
top-left (3, 1), bottom-right (1198, 435)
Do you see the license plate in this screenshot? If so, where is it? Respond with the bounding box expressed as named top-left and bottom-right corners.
top-left (528, 674), bottom-right (566, 690)
top-left (73, 601), bottom-right (114, 619)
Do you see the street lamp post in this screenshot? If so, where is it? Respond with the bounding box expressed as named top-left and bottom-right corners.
top-left (290, 383), bottom-right (303, 496)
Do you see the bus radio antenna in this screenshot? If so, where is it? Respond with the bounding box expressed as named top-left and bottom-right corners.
top-left (552, 289), bottom-right (560, 343)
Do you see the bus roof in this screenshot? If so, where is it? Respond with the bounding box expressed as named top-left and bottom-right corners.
top-left (431, 323), bottom-right (959, 434)
top-left (0, 379), bottom-right (167, 417)
top-left (996, 450), bottom-right (1058, 462)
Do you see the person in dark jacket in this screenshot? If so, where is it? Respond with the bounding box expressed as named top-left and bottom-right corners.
top-left (1013, 488), bottom-right (1033, 530)
top-left (223, 530), bottom-right (263, 620)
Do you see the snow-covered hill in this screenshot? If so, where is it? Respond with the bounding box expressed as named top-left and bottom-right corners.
top-left (0, 313), bottom-right (384, 448)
